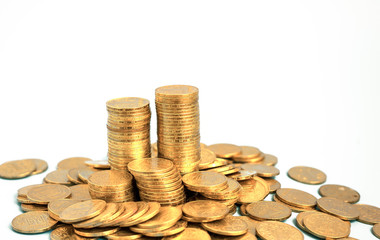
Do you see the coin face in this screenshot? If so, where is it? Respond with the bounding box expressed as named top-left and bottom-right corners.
top-left (11, 211), bottom-right (57, 233)
top-left (29, 159), bottom-right (48, 175)
top-left (45, 170), bottom-right (71, 185)
top-left (318, 184), bottom-right (360, 203)
top-left (288, 166), bottom-right (327, 184)
top-left (182, 171), bottom-right (227, 191)
top-left (261, 154), bottom-right (278, 166)
top-left (303, 212), bottom-right (351, 239)
top-left (317, 197), bottom-right (359, 220)
top-left (182, 200), bottom-right (229, 220)
top-left (162, 225), bottom-right (211, 240)
top-left (207, 144), bottom-right (242, 158)
top-left (48, 199), bottom-right (82, 221)
top-left (156, 85), bottom-right (199, 97)
top-left (256, 221), bottom-right (304, 240)
top-left (354, 204), bottom-right (380, 224)
top-left (238, 176), bottom-right (269, 204)
top-left (201, 215), bottom-right (248, 236)
top-left (0, 159), bottom-right (36, 179)
top-left (263, 178), bottom-right (281, 193)
top-left (88, 170), bottom-right (133, 188)
top-left (276, 188), bottom-right (317, 208)
top-left (232, 146), bottom-right (261, 160)
top-left (60, 199), bottom-right (107, 223)
top-left (198, 149), bottom-right (216, 168)
top-left (296, 211), bottom-right (318, 232)
top-left (120, 202), bottom-right (161, 227)
top-left (373, 223), bottom-right (380, 238)
top-left (240, 164), bottom-right (279, 178)
top-left (106, 228), bottom-right (143, 239)
top-left (27, 184), bottom-right (71, 204)
top-left (73, 202), bottom-right (121, 228)
top-left (137, 206), bottom-right (183, 229)
top-left (57, 157), bottom-right (91, 170)
top-left (246, 201), bottom-right (292, 221)
top-left (69, 184), bottom-right (92, 201)
top-left (107, 97), bottom-right (150, 110)
top-left (17, 184), bottom-right (45, 197)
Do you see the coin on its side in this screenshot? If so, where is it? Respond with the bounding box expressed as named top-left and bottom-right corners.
top-left (256, 221), bottom-right (304, 240)
top-left (85, 160), bottom-right (110, 169)
top-left (238, 177), bottom-right (269, 204)
top-left (182, 171), bottom-right (228, 192)
top-left (45, 170), bottom-right (72, 185)
top-left (0, 159), bottom-right (36, 179)
top-left (27, 184), bottom-right (71, 204)
top-left (288, 166), bottom-right (326, 184)
top-left (354, 204), bottom-right (380, 224)
top-left (317, 197), bottom-right (359, 220)
top-left (137, 206), bottom-right (182, 229)
top-left (264, 178), bottom-right (281, 193)
top-left (59, 199), bottom-right (107, 223)
top-left (246, 201), bottom-right (292, 221)
top-left (12, 211), bottom-right (57, 233)
top-left (318, 184), bottom-right (360, 203)
top-left (303, 212), bottom-right (351, 239)
top-left (21, 203), bottom-right (48, 212)
top-left (210, 232), bottom-right (257, 240)
top-left (201, 215), bottom-right (248, 236)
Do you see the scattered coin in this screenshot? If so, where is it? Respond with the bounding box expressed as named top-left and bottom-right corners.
top-left (29, 159), bottom-right (48, 175)
top-left (263, 178), bottom-right (281, 193)
top-left (240, 164), bottom-right (280, 178)
top-left (232, 146), bottom-right (262, 161)
top-left (207, 143), bottom-right (242, 158)
top-left (106, 228), bottom-right (143, 239)
top-left (120, 202), bottom-right (161, 227)
top-left (201, 215), bottom-right (248, 236)
top-left (199, 149), bottom-right (217, 169)
top-left (234, 216), bottom-right (259, 235)
top-left (60, 199), bottom-right (107, 223)
top-left (142, 220), bottom-right (188, 237)
top-left (182, 171), bottom-right (228, 192)
top-left (57, 157), bottom-right (91, 170)
top-left (257, 221), bottom-right (304, 240)
top-left (73, 203), bottom-right (121, 228)
top-left (0, 159), bottom-right (36, 179)
top-left (137, 206), bottom-right (182, 230)
top-left (246, 201), bottom-right (292, 221)
top-left (44, 169), bottom-right (72, 185)
top-left (67, 168), bottom-right (84, 184)
top-left (288, 166), bottom-right (326, 184)
top-left (27, 184), bottom-right (71, 204)
top-left (373, 223), bottom-right (380, 239)
top-left (317, 197), bottom-right (359, 220)
top-left (162, 225), bottom-right (211, 240)
top-left (318, 184), bottom-right (360, 203)
top-left (182, 200), bottom-right (229, 222)
top-left (355, 204), bottom-right (380, 224)
top-left (295, 211), bottom-right (318, 232)
top-left (48, 199), bottom-right (82, 221)
top-left (51, 225), bottom-right (95, 240)
top-left (261, 154), bottom-right (278, 166)
top-left (69, 184), bottom-right (92, 201)
top-left (11, 211), bottom-right (57, 233)
top-left (276, 188), bottom-right (317, 208)
top-left (303, 212), bottom-right (351, 239)
top-left (210, 232), bottom-right (257, 240)
top-left (17, 184), bottom-right (45, 197)
top-left (238, 176), bottom-right (269, 204)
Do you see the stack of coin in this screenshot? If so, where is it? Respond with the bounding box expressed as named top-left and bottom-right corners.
top-left (128, 158), bottom-right (186, 206)
top-left (106, 97), bottom-right (151, 170)
top-left (155, 85), bottom-right (201, 174)
top-left (88, 170), bottom-right (135, 202)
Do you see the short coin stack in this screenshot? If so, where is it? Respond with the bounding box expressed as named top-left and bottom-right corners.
top-left (155, 85), bottom-right (201, 174)
top-left (106, 97), bottom-right (151, 171)
top-left (128, 158), bottom-right (186, 206)
top-left (88, 170), bottom-right (135, 202)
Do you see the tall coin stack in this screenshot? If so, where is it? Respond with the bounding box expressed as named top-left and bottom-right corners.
top-left (128, 158), bottom-right (186, 206)
top-left (106, 97), bottom-right (151, 170)
top-left (155, 85), bottom-right (201, 174)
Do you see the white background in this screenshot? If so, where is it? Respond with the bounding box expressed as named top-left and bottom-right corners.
top-left (1, 0), bottom-right (380, 239)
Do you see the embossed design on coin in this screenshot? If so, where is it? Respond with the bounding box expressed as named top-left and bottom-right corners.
top-left (11, 211), bottom-right (57, 233)
top-left (303, 212), bottom-right (351, 239)
top-left (60, 199), bottom-right (107, 223)
top-left (246, 201), bottom-right (292, 221)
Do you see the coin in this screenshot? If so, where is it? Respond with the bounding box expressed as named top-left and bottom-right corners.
top-left (68, 184), bottom-right (92, 201)
top-left (45, 169), bottom-right (72, 185)
top-left (88, 170), bottom-right (133, 189)
top-left (120, 202), bottom-right (161, 227)
top-left (106, 228), bottom-right (143, 239)
top-left (317, 197), bottom-right (359, 220)
top-left (101, 201), bottom-right (139, 227)
top-left (237, 176), bottom-right (269, 204)
top-left (48, 199), bottom-right (82, 221)
top-left (137, 206), bottom-right (182, 229)
top-left (276, 188), bottom-right (317, 208)
top-left (354, 204), bottom-right (380, 224)
top-left (303, 212), bottom-right (351, 239)
top-left (261, 154), bottom-right (278, 166)
top-left (373, 223), bottom-right (380, 238)
top-left (256, 221), bottom-right (304, 240)
top-left (128, 158), bottom-right (174, 174)
top-left (182, 200), bottom-right (229, 222)
top-left (228, 170), bottom-right (256, 181)
top-left (57, 157), bottom-right (91, 170)
top-left (29, 159), bottom-right (48, 175)
top-left (288, 166), bottom-right (327, 185)
top-left (74, 227), bottom-right (120, 237)
top-left (142, 220), bottom-right (187, 237)
top-left (240, 164), bottom-right (279, 177)
top-left (263, 178), bottom-right (281, 193)
top-left (232, 146), bottom-right (261, 160)
top-left (67, 168), bottom-right (84, 184)
top-left (17, 184), bottom-right (45, 197)
top-left (318, 184), bottom-right (360, 203)
top-left (27, 184), bottom-right (71, 204)
top-left (273, 195), bottom-right (315, 213)
top-left (60, 199), bottom-right (107, 223)
top-left (198, 149), bottom-right (217, 169)
top-left (209, 232), bottom-right (257, 240)
top-left (51, 225), bottom-right (94, 240)
top-left (162, 225), bottom-right (211, 240)
top-left (246, 201), bottom-right (292, 221)
top-left (0, 159), bottom-right (36, 179)
top-left (20, 203), bottom-right (48, 212)
top-left (295, 211), bottom-right (318, 232)
top-left (201, 215), bottom-right (248, 236)
top-left (207, 144), bottom-right (242, 158)
top-left (182, 171), bottom-right (227, 191)
top-left (73, 203), bottom-right (121, 228)
top-left (85, 160), bottom-right (110, 169)
top-left (78, 167), bottom-right (98, 183)
top-left (11, 211), bottom-right (57, 233)
top-left (234, 216), bottom-right (259, 235)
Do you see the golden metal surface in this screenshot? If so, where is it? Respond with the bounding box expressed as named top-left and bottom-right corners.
top-left (263, 178), bottom-right (281, 193)
top-left (59, 199), bottom-right (107, 223)
top-left (50, 225), bottom-right (95, 240)
top-left (240, 164), bottom-right (279, 178)
top-left (106, 228), bottom-right (143, 239)
top-left (44, 169), bottom-right (72, 185)
top-left (74, 227), bottom-right (120, 237)
top-left (73, 203), bottom-right (121, 228)
top-left (232, 146), bottom-right (261, 160)
top-left (57, 157), bottom-right (91, 170)
top-left (17, 184), bottom-right (45, 197)
top-left (373, 223), bottom-right (380, 238)
top-left (201, 215), bottom-right (248, 236)
top-left (288, 166), bottom-right (326, 185)
top-left (256, 221), bottom-right (304, 240)
top-left (303, 212), bottom-right (351, 239)
top-left (317, 197), bottom-right (360, 220)
top-left (69, 184), bottom-right (92, 201)
top-left (182, 200), bottom-right (229, 220)
top-left (85, 160), bottom-right (110, 169)
top-left (237, 176), bottom-right (269, 204)
top-left (246, 201), bottom-right (292, 221)
top-left (120, 202), bottom-right (161, 227)
top-left (29, 159), bottom-right (48, 175)
top-left (11, 211), bottom-right (57, 233)
top-left (182, 171), bottom-right (228, 191)
top-left (276, 188), bottom-right (317, 208)
top-left (48, 199), bottom-right (81, 221)
top-left (234, 216), bottom-right (259, 235)
top-left (0, 159), bottom-right (36, 179)
top-left (355, 204), bottom-right (380, 224)
top-left (318, 184), bottom-right (360, 203)
top-left (137, 206), bottom-right (182, 229)
top-left (20, 203), bottom-right (48, 212)
top-left (207, 143), bottom-right (242, 158)
top-left (162, 225), bottom-right (211, 240)
top-left (27, 184), bottom-right (71, 205)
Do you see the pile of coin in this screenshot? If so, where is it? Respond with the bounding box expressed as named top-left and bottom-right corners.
top-left (87, 170), bottom-right (135, 202)
top-left (155, 85), bottom-right (201, 174)
top-left (128, 158), bottom-right (186, 206)
top-left (106, 97), bottom-right (151, 170)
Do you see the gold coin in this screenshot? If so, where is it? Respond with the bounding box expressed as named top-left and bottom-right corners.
top-left (182, 171), bottom-right (227, 191)
top-left (74, 203), bottom-right (121, 228)
top-left (27, 184), bottom-right (71, 204)
top-left (273, 195), bottom-right (315, 213)
top-left (209, 232), bottom-right (257, 240)
top-left (198, 158), bottom-right (230, 170)
top-left (74, 227), bottom-right (120, 237)
top-left (233, 153), bottom-right (265, 163)
top-left (303, 212), bottom-right (350, 239)
top-left (162, 225), bottom-right (211, 240)
top-left (78, 167), bottom-right (98, 183)
top-left (239, 204), bottom-right (248, 216)
top-left (263, 178), bottom-right (281, 193)
top-left (296, 211), bottom-right (319, 232)
top-left (45, 170), bottom-right (72, 185)
top-left (256, 221), bottom-right (304, 240)
top-left (57, 157), bottom-right (91, 170)
top-left (207, 144), bottom-right (242, 158)
top-left (198, 149), bottom-right (216, 169)
top-left (240, 164), bottom-right (279, 177)
top-left (20, 203), bottom-right (48, 212)
top-left (48, 199), bottom-right (82, 221)
top-left (60, 199), bottom-right (107, 223)
top-left (232, 146), bottom-right (261, 160)
top-left (0, 159), bottom-right (36, 179)
top-left (317, 197), bottom-right (359, 220)
top-left (69, 184), bottom-right (92, 201)
top-left (120, 202), bottom-right (161, 227)
top-left (29, 159), bottom-right (48, 175)
top-left (51, 225), bottom-right (94, 240)
top-left (18, 184), bottom-right (45, 197)
top-left (288, 166), bottom-right (327, 185)
top-left (355, 204), bottom-right (380, 224)
top-left (373, 223), bottom-right (380, 238)
top-left (137, 206), bottom-right (182, 229)
top-left (128, 158), bottom-right (174, 174)
top-left (101, 201), bottom-right (139, 227)
top-left (85, 160), bottom-right (110, 169)
top-left (201, 215), bottom-right (248, 236)
top-left (67, 168), bottom-right (84, 184)
top-left (237, 176), bottom-right (269, 204)
top-left (246, 201), bottom-right (292, 221)
top-left (11, 211), bottom-right (57, 233)
top-left (106, 228), bottom-right (144, 239)
top-left (276, 188), bottom-right (317, 208)
top-left (234, 216), bottom-right (259, 235)
top-left (318, 184), bottom-right (360, 203)
top-left (205, 164), bottom-right (234, 173)
top-left (88, 170), bottom-right (133, 190)
top-left (200, 178), bottom-right (241, 200)
top-left (182, 200), bottom-right (229, 221)
top-left (260, 154), bottom-right (278, 166)
top-left (142, 220), bottom-right (187, 237)
top-left (107, 97), bottom-right (150, 110)
top-left (228, 170), bottom-right (256, 181)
